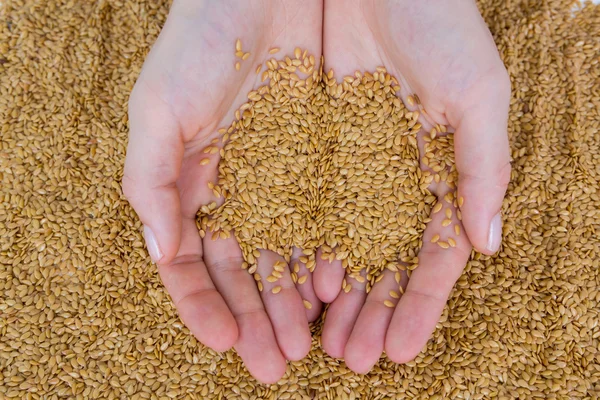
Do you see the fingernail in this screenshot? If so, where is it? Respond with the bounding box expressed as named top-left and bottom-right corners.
top-left (143, 225), bottom-right (163, 263)
top-left (486, 213), bottom-right (502, 253)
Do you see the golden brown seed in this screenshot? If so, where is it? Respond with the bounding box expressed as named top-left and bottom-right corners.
top-left (235, 62), bottom-right (241, 71)
top-left (442, 219), bottom-right (452, 227)
top-left (454, 225), bottom-right (461, 236)
top-left (448, 237), bottom-right (457, 248)
top-left (268, 47), bottom-right (280, 54)
top-left (389, 290), bottom-right (400, 299)
top-left (431, 234), bottom-right (440, 243)
top-left (437, 241), bottom-right (450, 249)
top-left (303, 300), bottom-right (312, 310)
top-left (297, 275), bottom-right (308, 285)
top-left (271, 286), bottom-right (282, 294)
top-left (445, 208), bottom-right (452, 219)
top-left (432, 202), bottom-right (443, 214)
top-left (383, 300), bottom-right (395, 308)
top-left (199, 158), bottom-right (210, 165)
top-left (458, 196), bottom-right (465, 207)
top-left (235, 38), bottom-right (242, 52)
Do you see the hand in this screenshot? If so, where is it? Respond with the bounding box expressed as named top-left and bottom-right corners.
top-left (315, 0), bottom-right (511, 372)
top-left (122, 0), bottom-right (323, 383)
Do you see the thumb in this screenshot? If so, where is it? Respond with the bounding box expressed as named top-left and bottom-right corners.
top-left (449, 73), bottom-right (512, 255)
top-left (123, 83), bottom-right (183, 264)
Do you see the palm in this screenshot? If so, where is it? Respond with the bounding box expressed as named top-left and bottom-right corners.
top-left (125, 0), bottom-right (323, 384)
top-left (314, 0), bottom-right (509, 373)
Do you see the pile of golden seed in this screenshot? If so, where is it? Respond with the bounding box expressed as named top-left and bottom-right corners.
top-left (1, 0), bottom-right (600, 398)
top-left (200, 46), bottom-right (446, 293)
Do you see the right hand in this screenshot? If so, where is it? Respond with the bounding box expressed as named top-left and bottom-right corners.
top-left (122, 0), bottom-right (323, 383)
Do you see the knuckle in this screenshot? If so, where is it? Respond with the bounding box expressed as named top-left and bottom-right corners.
top-left (121, 173), bottom-right (137, 202)
top-left (497, 160), bottom-right (512, 188)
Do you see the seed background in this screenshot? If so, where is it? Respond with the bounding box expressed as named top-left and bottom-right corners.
top-left (0, 1), bottom-right (599, 399)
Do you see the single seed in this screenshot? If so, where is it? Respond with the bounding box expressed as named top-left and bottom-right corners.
top-left (268, 47), bottom-right (280, 54)
top-left (432, 202), bottom-right (443, 214)
top-left (235, 38), bottom-right (242, 52)
top-left (448, 237), bottom-right (457, 247)
top-left (458, 196), bottom-right (465, 207)
top-left (445, 208), bottom-right (452, 219)
top-left (297, 275), bottom-right (308, 285)
top-left (383, 300), bottom-right (395, 308)
top-left (437, 241), bottom-right (450, 249)
top-left (389, 290), bottom-right (400, 299)
top-left (235, 62), bottom-right (241, 71)
top-left (442, 219), bottom-right (452, 227)
top-left (271, 286), bottom-right (282, 294)
top-left (454, 225), bottom-right (461, 236)
top-left (303, 300), bottom-right (312, 310)
top-left (431, 234), bottom-right (440, 243)
top-left (199, 158), bottom-right (210, 165)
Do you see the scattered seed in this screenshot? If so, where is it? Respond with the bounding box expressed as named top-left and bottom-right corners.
top-left (445, 208), bottom-right (452, 219)
top-left (271, 286), bottom-right (282, 294)
top-left (383, 300), bottom-right (395, 308)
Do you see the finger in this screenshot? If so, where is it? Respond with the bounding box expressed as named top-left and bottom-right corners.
top-left (158, 218), bottom-right (237, 352)
top-left (203, 233), bottom-right (286, 384)
top-left (321, 272), bottom-right (367, 359)
top-left (313, 248), bottom-right (345, 303)
top-left (344, 270), bottom-right (405, 374)
top-left (385, 198), bottom-right (471, 364)
top-left (256, 250), bottom-right (312, 361)
top-left (123, 83), bottom-right (184, 264)
top-left (448, 72), bottom-right (512, 255)
top-left (290, 248), bottom-right (322, 322)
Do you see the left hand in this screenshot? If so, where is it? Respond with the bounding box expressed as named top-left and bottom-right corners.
top-left (315, 0), bottom-right (511, 373)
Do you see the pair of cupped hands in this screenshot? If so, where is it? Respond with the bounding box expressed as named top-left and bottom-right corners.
top-left (123, 0), bottom-right (511, 384)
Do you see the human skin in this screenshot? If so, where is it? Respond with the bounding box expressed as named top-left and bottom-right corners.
top-left (123, 0), bottom-right (511, 381)
top-left (123, 0), bottom-right (324, 384)
top-left (313, 0), bottom-right (511, 373)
